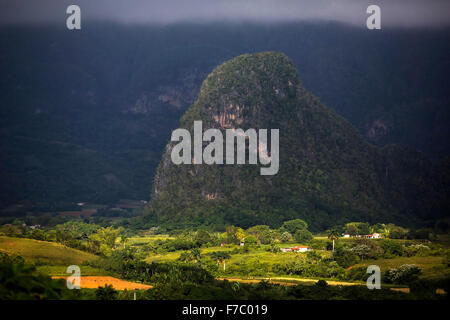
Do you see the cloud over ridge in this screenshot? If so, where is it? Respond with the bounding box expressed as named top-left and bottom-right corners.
top-left (0, 0), bottom-right (449, 27)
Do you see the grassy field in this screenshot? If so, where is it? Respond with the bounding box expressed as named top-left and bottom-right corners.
top-left (144, 243), bottom-right (326, 265)
top-left (142, 240), bottom-right (449, 284)
top-left (0, 236), bottom-right (99, 266)
top-left (217, 277), bottom-right (365, 286)
top-left (124, 234), bottom-right (174, 246)
top-left (2, 234), bottom-right (448, 288)
top-left (36, 265), bottom-right (108, 276)
top-left (355, 256), bottom-right (449, 280)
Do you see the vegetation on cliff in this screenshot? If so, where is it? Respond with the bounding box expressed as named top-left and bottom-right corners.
top-left (145, 52), bottom-right (448, 231)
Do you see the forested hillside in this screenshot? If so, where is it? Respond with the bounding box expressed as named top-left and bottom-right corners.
top-left (145, 52), bottom-right (448, 231)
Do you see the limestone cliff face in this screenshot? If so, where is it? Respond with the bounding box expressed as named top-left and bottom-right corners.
top-left (145, 52), bottom-right (438, 230)
top-left (212, 104), bottom-right (244, 128)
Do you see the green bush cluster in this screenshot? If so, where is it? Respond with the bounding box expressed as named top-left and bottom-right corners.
top-left (384, 264), bottom-right (422, 284)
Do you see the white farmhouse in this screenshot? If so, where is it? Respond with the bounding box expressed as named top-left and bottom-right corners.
top-left (342, 234), bottom-right (351, 238)
top-left (280, 245), bottom-right (313, 253)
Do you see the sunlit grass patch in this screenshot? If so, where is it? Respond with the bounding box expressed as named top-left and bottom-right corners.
top-left (36, 265), bottom-right (108, 277)
top-left (355, 256), bottom-right (448, 280)
top-left (0, 236), bottom-right (98, 265)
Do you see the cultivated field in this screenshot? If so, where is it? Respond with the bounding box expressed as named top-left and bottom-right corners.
top-left (52, 276), bottom-right (153, 290)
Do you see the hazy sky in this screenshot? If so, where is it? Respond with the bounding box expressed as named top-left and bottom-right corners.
top-left (1, 0), bottom-right (449, 27)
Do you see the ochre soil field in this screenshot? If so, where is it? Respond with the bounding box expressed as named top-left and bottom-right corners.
top-left (52, 276), bottom-right (153, 290)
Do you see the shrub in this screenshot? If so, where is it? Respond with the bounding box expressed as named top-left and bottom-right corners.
top-left (0, 252), bottom-right (75, 300)
top-left (344, 266), bottom-right (368, 281)
top-left (244, 235), bottom-right (257, 246)
top-left (386, 224), bottom-right (408, 239)
top-left (267, 243), bottom-right (279, 253)
top-left (95, 284), bottom-right (118, 300)
top-left (407, 228), bottom-right (434, 240)
top-left (350, 244), bottom-right (371, 260)
top-left (281, 219), bottom-right (308, 234)
top-left (380, 240), bottom-right (405, 258)
top-left (405, 244), bottom-right (431, 257)
top-left (333, 248), bottom-right (359, 268)
top-left (409, 279), bottom-right (438, 299)
top-left (353, 239), bottom-right (384, 259)
top-left (195, 230), bottom-right (213, 244)
top-left (294, 229), bottom-right (313, 243)
top-left (384, 264), bottom-right (422, 284)
top-left (316, 280), bottom-right (328, 288)
top-left (280, 231), bottom-right (293, 243)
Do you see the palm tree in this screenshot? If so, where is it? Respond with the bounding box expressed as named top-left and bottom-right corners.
top-left (381, 224), bottom-right (390, 238)
top-left (327, 227), bottom-right (341, 252)
top-left (190, 248), bottom-right (201, 262)
top-left (211, 251), bottom-right (231, 271)
top-left (178, 252), bottom-right (192, 263)
top-left (120, 234), bottom-right (128, 249)
top-left (95, 284), bottom-right (118, 300)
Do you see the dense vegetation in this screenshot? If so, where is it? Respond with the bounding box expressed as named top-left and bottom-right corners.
top-left (2, 218), bottom-right (448, 282)
top-left (1, 218), bottom-right (449, 300)
top-left (1, 251), bottom-right (436, 300)
top-left (145, 52), bottom-right (449, 231)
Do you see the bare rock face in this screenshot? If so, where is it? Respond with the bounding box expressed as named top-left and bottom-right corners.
top-left (212, 104), bottom-right (244, 128)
